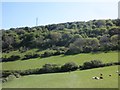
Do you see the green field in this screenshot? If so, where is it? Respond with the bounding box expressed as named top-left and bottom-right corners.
top-left (2, 66), bottom-right (119, 88)
top-left (1, 51), bottom-right (118, 70)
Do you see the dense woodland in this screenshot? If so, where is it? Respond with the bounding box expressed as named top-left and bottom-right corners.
top-left (1, 19), bottom-right (120, 61)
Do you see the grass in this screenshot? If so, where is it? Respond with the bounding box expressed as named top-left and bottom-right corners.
top-left (2, 66), bottom-right (119, 88)
top-left (1, 51), bottom-right (118, 70)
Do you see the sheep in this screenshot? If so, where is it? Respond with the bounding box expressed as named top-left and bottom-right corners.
top-left (116, 71), bottom-right (119, 73)
top-left (100, 76), bottom-right (103, 79)
top-left (92, 76), bottom-right (96, 79)
top-left (95, 77), bottom-right (100, 80)
top-left (92, 76), bottom-right (100, 80)
top-left (109, 74), bottom-right (112, 77)
top-left (100, 73), bottom-right (103, 76)
top-left (119, 73), bottom-right (120, 76)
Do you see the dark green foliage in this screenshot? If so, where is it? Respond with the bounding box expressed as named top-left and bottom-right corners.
top-left (79, 60), bottom-right (120, 70)
top-left (2, 19), bottom-right (120, 60)
top-left (2, 71), bottom-right (13, 78)
top-left (80, 60), bottom-right (103, 69)
top-left (10, 55), bottom-right (21, 60)
top-left (41, 51), bottom-right (54, 58)
top-left (13, 73), bottom-right (21, 78)
top-left (2, 61), bottom-right (120, 81)
top-left (41, 64), bottom-right (61, 73)
top-left (2, 55), bottom-right (21, 62)
top-left (61, 62), bottom-right (78, 71)
top-left (2, 78), bottom-right (8, 83)
top-left (22, 53), bottom-right (40, 60)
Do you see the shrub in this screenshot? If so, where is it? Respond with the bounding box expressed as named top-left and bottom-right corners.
top-left (53, 50), bottom-right (65, 55)
top-left (2, 55), bottom-right (21, 62)
top-left (41, 51), bottom-right (54, 58)
top-left (10, 55), bottom-right (21, 60)
top-left (83, 46), bottom-right (92, 53)
top-left (80, 60), bottom-right (103, 70)
top-left (61, 62), bottom-right (78, 72)
top-left (2, 71), bottom-right (13, 77)
top-left (41, 64), bottom-right (61, 73)
top-left (22, 53), bottom-right (40, 60)
top-left (65, 47), bottom-right (81, 55)
top-left (7, 74), bottom-right (16, 81)
top-left (113, 62), bottom-right (120, 65)
top-left (19, 68), bottom-right (41, 75)
top-left (13, 73), bottom-right (21, 78)
top-left (2, 78), bottom-right (8, 83)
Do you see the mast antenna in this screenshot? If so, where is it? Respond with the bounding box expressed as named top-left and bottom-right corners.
top-left (36, 17), bottom-right (38, 26)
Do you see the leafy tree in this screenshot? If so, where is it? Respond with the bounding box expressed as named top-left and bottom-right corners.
top-left (110, 35), bottom-right (119, 50)
top-left (99, 35), bottom-right (111, 51)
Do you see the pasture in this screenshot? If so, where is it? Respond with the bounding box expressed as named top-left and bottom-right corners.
top-left (1, 51), bottom-right (118, 70)
top-left (2, 66), bottom-right (119, 88)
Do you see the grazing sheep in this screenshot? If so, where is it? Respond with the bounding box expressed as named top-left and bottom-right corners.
top-left (116, 71), bottom-right (119, 73)
top-left (109, 74), bottom-right (112, 77)
top-left (92, 76), bottom-right (97, 79)
top-left (94, 77), bottom-right (99, 80)
top-left (92, 76), bottom-right (100, 80)
top-left (96, 77), bottom-right (100, 80)
top-left (100, 76), bottom-right (103, 79)
top-left (92, 77), bottom-right (95, 79)
top-left (100, 73), bottom-right (103, 76)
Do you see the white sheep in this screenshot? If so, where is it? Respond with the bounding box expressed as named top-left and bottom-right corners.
top-left (92, 77), bottom-right (96, 79)
top-left (116, 71), bottom-right (119, 73)
top-left (96, 77), bottom-right (100, 80)
top-left (92, 76), bottom-right (100, 80)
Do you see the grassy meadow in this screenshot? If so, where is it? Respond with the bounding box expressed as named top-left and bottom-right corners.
top-left (1, 51), bottom-right (118, 70)
top-left (2, 66), bottom-right (119, 88)
top-left (1, 51), bottom-right (119, 88)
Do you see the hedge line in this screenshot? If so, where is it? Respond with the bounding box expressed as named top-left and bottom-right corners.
top-left (2, 60), bottom-right (120, 83)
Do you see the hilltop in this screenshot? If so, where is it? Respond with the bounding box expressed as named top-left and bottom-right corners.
top-left (2, 19), bottom-right (120, 61)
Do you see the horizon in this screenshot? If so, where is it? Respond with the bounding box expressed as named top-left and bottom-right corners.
top-left (1, 18), bottom-right (118, 30)
top-left (1, 1), bottom-right (119, 29)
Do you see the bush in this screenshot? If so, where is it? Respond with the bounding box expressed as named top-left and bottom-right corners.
top-left (80, 60), bottom-right (103, 70)
top-left (19, 68), bottom-right (41, 75)
top-left (41, 64), bottom-right (61, 73)
top-left (13, 73), bottom-right (21, 78)
top-left (20, 69), bottom-right (33, 75)
top-left (61, 62), bottom-right (78, 72)
top-left (10, 55), bottom-right (21, 60)
top-left (53, 50), bottom-right (65, 55)
top-left (83, 46), bottom-right (92, 53)
top-left (41, 51), bottom-right (54, 58)
top-left (2, 78), bottom-right (8, 83)
top-left (2, 55), bottom-right (21, 62)
top-left (22, 53), bottom-right (40, 60)
top-left (113, 62), bottom-right (120, 65)
top-left (65, 48), bottom-right (82, 55)
top-left (7, 74), bottom-right (16, 81)
top-left (2, 71), bottom-right (13, 77)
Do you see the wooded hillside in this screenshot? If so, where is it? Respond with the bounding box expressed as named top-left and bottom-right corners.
top-left (2, 19), bottom-right (120, 55)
